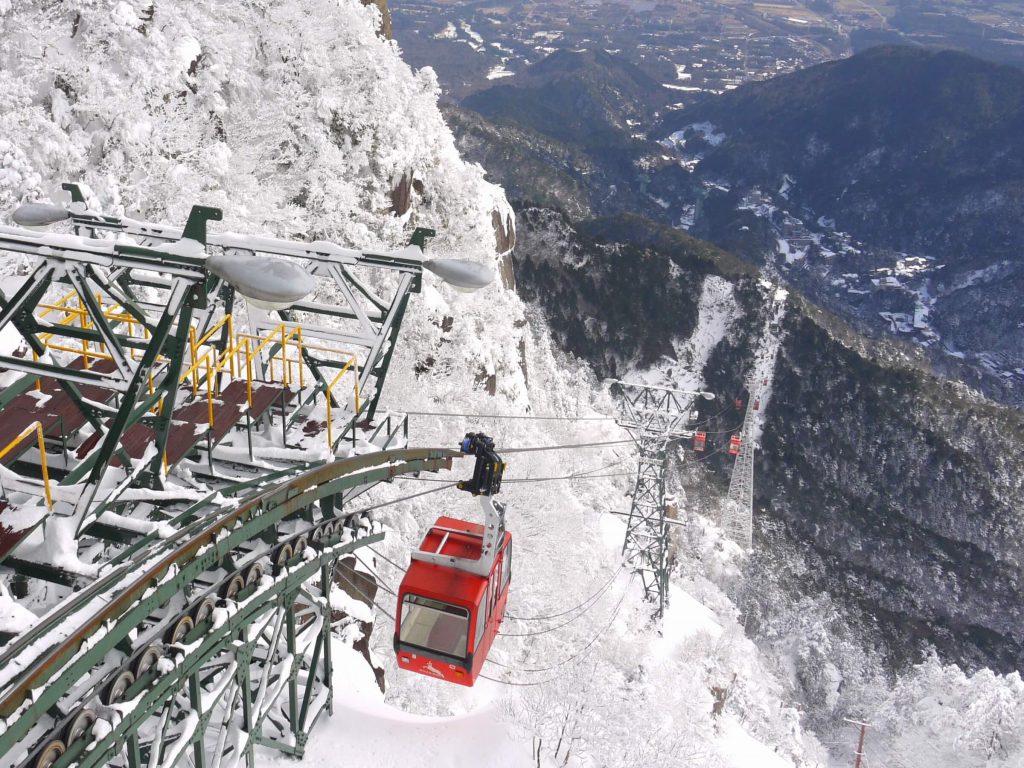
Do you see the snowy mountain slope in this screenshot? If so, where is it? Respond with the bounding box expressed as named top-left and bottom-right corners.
top-left (0, 1), bottom-right (827, 765)
top-left (513, 208), bottom-right (1024, 767)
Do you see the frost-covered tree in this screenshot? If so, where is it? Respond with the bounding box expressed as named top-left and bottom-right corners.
top-left (874, 654), bottom-right (1024, 767)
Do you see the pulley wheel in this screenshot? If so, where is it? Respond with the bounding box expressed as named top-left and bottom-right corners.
top-left (133, 645), bottom-right (163, 678)
top-left (63, 708), bottom-right (96, 743)
top-left (319, 522), bottom-right (334, 542)
top-left (191, 596), bottom-right (217, 625)
top-left (272, 543), bottom-right (294, 573)
top-left (103, 670), bottom-right (136, 705)
top-left (165, 614), bottom-right (195, 644)
top-left (34, 740), bottom-right (65, 768)
top-left (221, 574), bottom-right (245, 600)
top-left (244, 561), bottom-right (265, 588)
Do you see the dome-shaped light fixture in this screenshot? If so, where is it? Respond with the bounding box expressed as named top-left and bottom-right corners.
top-left (12, 203), bottom-right (71, 227)
top-left (422, 258), bottom-right (494, 293)
top-left (206, 249), bottom-right (316, 310)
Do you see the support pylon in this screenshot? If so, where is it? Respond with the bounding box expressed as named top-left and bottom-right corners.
top-left (723, 396), bottom-right (757, 549)
top-left (615, 381), bottom-right (709, 618)
top-left (722, 281), bottom-right (787, 550)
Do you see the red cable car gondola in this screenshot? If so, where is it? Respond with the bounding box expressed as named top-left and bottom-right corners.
top-left (395, 433), bottom-right (511, 687)
top-left (729, 435), bottom-right (742, 455)
top-left (693, 431), bottom-right (707, 452)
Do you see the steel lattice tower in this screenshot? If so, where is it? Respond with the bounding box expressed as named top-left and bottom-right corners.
top-left (723, 395), bottom-right (757, 549)
top-left (616, 382), bottom-right (707, 617)
top-left (722, 282), bottom-right (787, 551)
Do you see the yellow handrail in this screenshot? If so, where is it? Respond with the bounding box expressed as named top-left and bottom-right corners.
top-left (0, 422), bottom-right (54, 511)
top-left (29, 298), bottom-right (363, 450)
top-left (325, 355), bottom-right (360, 449)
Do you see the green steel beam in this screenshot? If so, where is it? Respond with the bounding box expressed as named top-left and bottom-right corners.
top-left (74, 532), bottom-right (382, 768)
top-left (365, 287), bottom-right (412, 422)
top-left (145, 298), bottom-right (196, 485)
top-left (0, 449), bottom-right (458, 737)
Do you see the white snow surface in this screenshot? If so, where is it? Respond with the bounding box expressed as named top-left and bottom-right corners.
top-left (632, 274), bottom-right (741, 391)
top-left (260, 641), bottom-right (525, 768)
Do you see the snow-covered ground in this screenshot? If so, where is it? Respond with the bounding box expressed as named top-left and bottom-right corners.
top-left (259, 641), bottom-right (527, 768)
top-left (631, 274), bottom-right (741, 391)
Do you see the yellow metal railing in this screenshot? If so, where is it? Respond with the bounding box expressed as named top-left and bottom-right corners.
top-left (0, 422), bottom-right (54, 511)
top-left (33, 291), bottom-right (363, 450)
top-left (325, 356), bottom-right (360, 448)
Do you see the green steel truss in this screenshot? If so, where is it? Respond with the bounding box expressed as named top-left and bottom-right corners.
top-left (0, 448), bottom-right (460, 768)
top-left (0, 188), bottom-right (433, 537)
top-left (0, 189), bottom-right (462, 768)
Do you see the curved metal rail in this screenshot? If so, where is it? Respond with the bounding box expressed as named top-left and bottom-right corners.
top-left (0, 447), bottom-right (461, 768)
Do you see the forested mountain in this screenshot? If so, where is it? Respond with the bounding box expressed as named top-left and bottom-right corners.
top-left (664, 45), bottom-right (1024, 267)
top-left (447, 49), bottom-right (690, 222)
top-left (514, 208), bottom-right (1024, 756)
top-left (664, 45), bottom-right (1024, 401)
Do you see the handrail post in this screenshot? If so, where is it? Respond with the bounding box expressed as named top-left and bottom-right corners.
top-left (206, 356), bottom-right (214, 427)
top-left (34, 423), bottom-right (53, 511)
top-left (354, 356), bottom-right (360, 414)
top-left (189, 327), bottom-right (198, 396)
top-left (228, 314), bottom-right (236, 378)
top-left (245, 339), bottom-right (253, 408)
top-left (79, 294), bottom-right (90, 370)
top-left (0, 422), bottom-right (54, 511)
top-left (281, 325), bottom-right (288, 388)
top-left (327, 391), bottom-right (333, 450)
top-left (297, 327), bottom-right (304, 390)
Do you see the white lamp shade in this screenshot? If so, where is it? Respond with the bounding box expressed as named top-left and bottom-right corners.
top-left (207, 249), bottom-right (315, 310)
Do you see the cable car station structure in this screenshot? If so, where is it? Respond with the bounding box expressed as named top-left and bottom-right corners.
top-left (0, 187), bottom-right (479, 768)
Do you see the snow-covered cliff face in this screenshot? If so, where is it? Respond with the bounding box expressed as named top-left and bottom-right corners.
top-left (0, 2), bottom-right (827, 766)
top-left (0, 0), bottom-right (507, 258)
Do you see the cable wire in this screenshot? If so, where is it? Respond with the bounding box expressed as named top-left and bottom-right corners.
top-left (353, 552), bottom-right (397, 596)
top-left (505, 566), bottom-right (624, 621)
top-left (335, 568), bottom-right (396, 623)
top-left (498, 568), bottom-right (624, 637)
top-left (367, 545), bottom-right (407, 574)
top-left (500, 439), bottom-right (633, 454)
top-left (478, 671), bottom-right (563, 686)
top-left (485, 574), bottom-right (635, 677)
top-left (348, 482), bottom-right (457, 515)
top-left (406, 410), bottom-right (614, 422)
top-left (505, 472), bottom-right (634, 484)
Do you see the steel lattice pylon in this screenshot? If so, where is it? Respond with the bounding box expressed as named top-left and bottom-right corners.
top-left (722, 282), bottom-right (787, 551)
top-left (615, 382), bottom-right (706, 618)
top-left (723, 396), bottom-right (756, 549)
